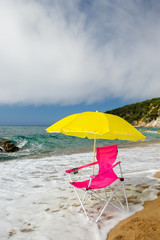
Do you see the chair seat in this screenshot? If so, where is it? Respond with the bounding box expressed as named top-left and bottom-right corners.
top-left (71, 174), bottom-right (118, 189)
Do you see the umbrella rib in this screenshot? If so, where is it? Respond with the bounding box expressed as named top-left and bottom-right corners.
top-left (47, 130), bottom-right (144, 140)
top-left (62, 130), bottom-right (144, 140)
top-left (62, 130), bottom-right (104, 135)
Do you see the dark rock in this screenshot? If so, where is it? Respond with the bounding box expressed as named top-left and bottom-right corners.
top-left (0, 138), bottom-right (19, 152)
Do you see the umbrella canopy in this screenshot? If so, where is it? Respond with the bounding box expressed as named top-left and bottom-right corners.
top-left (46, 111), bottom-right (145, 141)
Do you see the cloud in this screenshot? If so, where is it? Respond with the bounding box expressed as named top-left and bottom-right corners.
top-left (0, 0), bottom-right (160, 105)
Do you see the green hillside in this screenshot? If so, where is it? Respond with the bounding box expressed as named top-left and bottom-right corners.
top-left (105, 98), bottom-right (160, 125)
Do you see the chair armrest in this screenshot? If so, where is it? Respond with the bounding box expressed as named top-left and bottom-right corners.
top-left (90, 162), bottom-right (121, 179)
top-left (65, 161), bottom-right (98, 174)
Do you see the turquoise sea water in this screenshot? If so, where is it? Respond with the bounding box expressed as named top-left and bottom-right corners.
top-left (0, 125), bottom-right (160, 162)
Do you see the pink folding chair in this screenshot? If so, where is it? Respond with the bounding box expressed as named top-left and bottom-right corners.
top-left (65, 145), bottom-right (129, 222)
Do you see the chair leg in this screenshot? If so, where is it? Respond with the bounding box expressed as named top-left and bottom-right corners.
top-left (78, 190), bottom-right (90, 213)
top-left (68, 174), bottom-right (89, 219)
top-left (96, 182), bottom-right (121, 222)
top-left (72, 186), bottom-right (89, 220)
top-left (72, 182), bottom-right (128, 222)
top-left (119, 163), bottom-right (129, 211)
top-left (104, 188), bottom-right (107, 198)
top-left (89, 185), bottom-right (124, 212)
top-left (122, 181), bottom-right (129, 211)
top-left (108, 185), bottom-right (125, 211)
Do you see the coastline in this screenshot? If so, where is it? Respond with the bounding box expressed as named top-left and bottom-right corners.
top-left (107, 172), bottom-right (160, 240)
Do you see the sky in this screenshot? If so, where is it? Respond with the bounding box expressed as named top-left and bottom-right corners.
top-left (0, 0), bottom-right (160, 125)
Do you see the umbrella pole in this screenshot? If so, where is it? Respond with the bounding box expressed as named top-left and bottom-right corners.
top-left (93, 135), bottom-right (96, 174)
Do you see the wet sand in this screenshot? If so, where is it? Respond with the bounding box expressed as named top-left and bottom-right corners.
top-left (107, 172), bottom-right (160, 240)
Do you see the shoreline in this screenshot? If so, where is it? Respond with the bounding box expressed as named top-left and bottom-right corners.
top-left (107, 171), bottom-right (160, 240)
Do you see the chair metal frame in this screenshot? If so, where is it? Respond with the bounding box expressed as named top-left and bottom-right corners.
top-left (65, 145), bottom-right (129, 222)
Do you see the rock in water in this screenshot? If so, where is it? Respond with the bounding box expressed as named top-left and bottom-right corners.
top-left (0, 138), bottom-right (19, 152)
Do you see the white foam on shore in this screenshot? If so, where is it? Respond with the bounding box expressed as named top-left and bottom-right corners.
top-left (0, 143), bottom-right (160, 240)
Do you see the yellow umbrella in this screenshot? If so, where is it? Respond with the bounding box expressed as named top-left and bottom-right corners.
top-left (46, 111), bottom-right (145, 165)
top-left (46, 111), bottom-right (145, 140)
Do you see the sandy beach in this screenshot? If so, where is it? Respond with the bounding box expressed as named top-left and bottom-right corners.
top-left (107, 172), bottom-right (160, 240)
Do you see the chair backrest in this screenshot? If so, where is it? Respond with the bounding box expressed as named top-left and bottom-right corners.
top-left (96, 145), bottom-right (118, 174)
